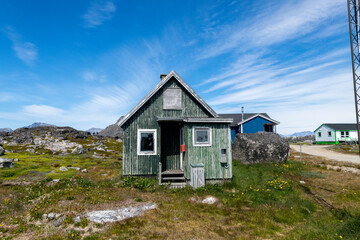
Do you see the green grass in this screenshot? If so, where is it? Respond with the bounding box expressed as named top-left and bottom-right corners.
top-left (0, 141), bottom-right (359, 239)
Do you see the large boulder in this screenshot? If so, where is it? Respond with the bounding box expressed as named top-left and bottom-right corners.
top-left (0, 146), bottom-right (4, 156)
top-left (232, 132), bottom-right (289, 164)
top-left (99, 117), bottom-right (123, 139)
top-left (72, 145), bottom-right (86, 154)
top-left (0, 158), bottom-right (14, 168)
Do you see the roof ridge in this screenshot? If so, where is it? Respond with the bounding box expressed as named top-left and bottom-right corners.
top-left (117, 70), bottom-right (218, 127)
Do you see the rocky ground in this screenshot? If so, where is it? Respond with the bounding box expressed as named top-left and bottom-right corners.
top-left (0, 126), bottom-right (121, 156)
top-left (0, 130), bottom-right (359, 239)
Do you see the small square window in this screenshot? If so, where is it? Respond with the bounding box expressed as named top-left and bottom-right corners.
top-left (193, 127), bottom-right (211, 146)
top-left (328, 131), bottom-right (332, 137)
top-left (163, 88), bottom-right (182, 110)
top-left (318, 132), bottom-right (321, 137)
top-left (137, 129), bottom-right (157, 155)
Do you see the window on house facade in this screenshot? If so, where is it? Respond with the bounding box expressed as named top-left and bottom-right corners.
top-left (318, 132), bottom-right (321, 137)
top-left (163, 88), bottom-right (182, 110)
top-left (137, 129), bottom-right (157, 155)
top-left (328, 131), bottom-right (332, 137)
top-left (193, 127), bottom-right (211, 146)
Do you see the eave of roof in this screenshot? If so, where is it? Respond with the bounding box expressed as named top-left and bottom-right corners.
top-left (237, 113), bottom-right (280, 125)
top-left (314, 123), bottom-right (358, 132)
top-left (117, 70), bottom-right (218, 127)
top-left (157, 117), bottom-right (233, 123)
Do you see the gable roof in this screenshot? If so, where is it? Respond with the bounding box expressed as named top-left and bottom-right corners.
top-left (219, 113), bottom-right (279, 127)
top-left (118, 70), bottom-right (218, 127)
top-left (315, 123), bottom-right (358, 132)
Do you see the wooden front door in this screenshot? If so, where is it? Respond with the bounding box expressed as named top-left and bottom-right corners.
top-left (161, 123), bottom-right (181, 171)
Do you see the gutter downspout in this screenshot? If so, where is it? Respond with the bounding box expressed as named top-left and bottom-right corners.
top-left (241, 106), bottom-right (244, 133)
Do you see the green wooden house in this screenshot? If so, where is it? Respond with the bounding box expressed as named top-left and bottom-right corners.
top-left (117, 70), bottom-right (233, 187)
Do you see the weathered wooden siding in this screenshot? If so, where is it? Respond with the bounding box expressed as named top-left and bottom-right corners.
top-left (183, 123), bottom-right (232, 180)
top-left (123, 77), bottom-right (212, 176)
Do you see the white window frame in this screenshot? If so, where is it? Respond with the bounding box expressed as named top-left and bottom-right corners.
top-left (193, 127), bottom-right (212, 147)
top-left (137, 129), bottom-right (157, 155)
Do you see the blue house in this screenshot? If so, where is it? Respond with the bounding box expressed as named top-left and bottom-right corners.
top-left (219, 113), bottom-right (280, 141)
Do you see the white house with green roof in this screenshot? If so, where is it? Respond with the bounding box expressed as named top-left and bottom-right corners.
top-left (314, 123), bottom-right (358, 144)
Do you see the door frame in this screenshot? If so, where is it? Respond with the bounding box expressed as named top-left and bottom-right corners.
top-left (179, 127), bottom-right (184, 170)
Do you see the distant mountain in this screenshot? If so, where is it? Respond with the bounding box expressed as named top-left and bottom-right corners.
top-left (0, 128), bottom-right (13, 133)
top-left (289, 131), bottom-right (314, 137)
top-left (280, 131), bottom-right (314, 137)
top-left (87, 128), bottom-right (103, 134)
top-left (25, 122), bottom-right (55, 128)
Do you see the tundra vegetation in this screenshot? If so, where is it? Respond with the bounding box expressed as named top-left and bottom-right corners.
top-left (0, 136), bottom-right (359, 239)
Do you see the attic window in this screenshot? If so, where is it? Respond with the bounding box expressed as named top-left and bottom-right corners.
top-left (137, 129), bottom-right (157, 155)
top-left (163, 88), bottom-right (182, 110)
top-left (318, 132), bottom-right (321, 137)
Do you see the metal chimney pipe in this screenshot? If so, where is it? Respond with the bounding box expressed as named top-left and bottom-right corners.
top-left (241, 106), bottom-right (244, 122)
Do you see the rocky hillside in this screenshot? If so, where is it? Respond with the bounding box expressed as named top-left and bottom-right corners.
top-left (0, 126), bottom-right (90, 145)
top-left (99, 117), bottom-right (123, 139)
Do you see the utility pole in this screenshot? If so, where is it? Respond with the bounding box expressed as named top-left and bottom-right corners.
top-left (347, 0), bottom-right (360, 155)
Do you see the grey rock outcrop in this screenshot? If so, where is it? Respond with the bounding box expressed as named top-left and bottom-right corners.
top-left (59, 166), bottom-right (68, 171)
top-left (54, 215), bottom-right (66, 227)
top-left (0, 146), bottom-right (4, 156)
top-left (99, 117), bottom-right (123, 139)
top-left (86, 203), bottom-right (157, 223)
top-left (0, 158), bottom-right (14, 168)
top-left (72, 145), bottom-right (86, 154)
top-left (232, 132), bottom-right (289, 164)
top-left (4, 126), bottom-right (91, 145)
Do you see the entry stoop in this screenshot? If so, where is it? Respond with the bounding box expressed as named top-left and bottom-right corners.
top-left (158, 164), bottom-right (187, 188)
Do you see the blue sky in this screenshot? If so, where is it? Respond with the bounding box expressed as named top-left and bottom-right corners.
top-left (0, 0), bottom-right (354, 134)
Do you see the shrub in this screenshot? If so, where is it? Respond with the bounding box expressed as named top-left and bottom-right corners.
top-left (121, 176), bottom-right (156, 192)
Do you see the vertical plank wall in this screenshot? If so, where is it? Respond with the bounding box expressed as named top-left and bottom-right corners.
top-left (183, 123), bottom-right (232, 180)
top-left (122, 77), bottom-right (211, 176)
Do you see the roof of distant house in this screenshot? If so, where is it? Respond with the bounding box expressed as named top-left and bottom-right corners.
top-left (219, 113), bottom-right (279, 127)
top-left (318, 123), bottom-right (358, 131)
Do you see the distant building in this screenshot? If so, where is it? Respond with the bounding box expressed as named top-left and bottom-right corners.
top-left (219, 113), bottom-right (279, 141)
top-left (314, 123), bottom-right (358, 144)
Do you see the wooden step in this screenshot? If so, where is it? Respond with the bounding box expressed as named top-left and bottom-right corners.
top-left (161, 170), bottom-right (184, 175)
top-left (162, 176), bottom-right (186, 181)
top-left (169, 183), bottom-right (187, 189)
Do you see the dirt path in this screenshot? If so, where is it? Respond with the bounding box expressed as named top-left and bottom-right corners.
top-left (290, 144), bottom-right (360, 165)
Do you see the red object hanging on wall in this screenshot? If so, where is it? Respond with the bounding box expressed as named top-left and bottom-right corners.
top-left (181, 144), bottom-right (185, 152)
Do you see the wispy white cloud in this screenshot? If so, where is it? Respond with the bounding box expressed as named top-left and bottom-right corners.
top-left (82, 70), bottom-right (107, 83)
top-left (0, 92), bottom-right (15, 102)
top-left (83, 1), bottom-right (116, 28)
top-left (197, 0), bottom-right (344, 60)
top-left (23, 105), bottom-right (64, 117)
top-left (4, 26), bottom-right (38, 66)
